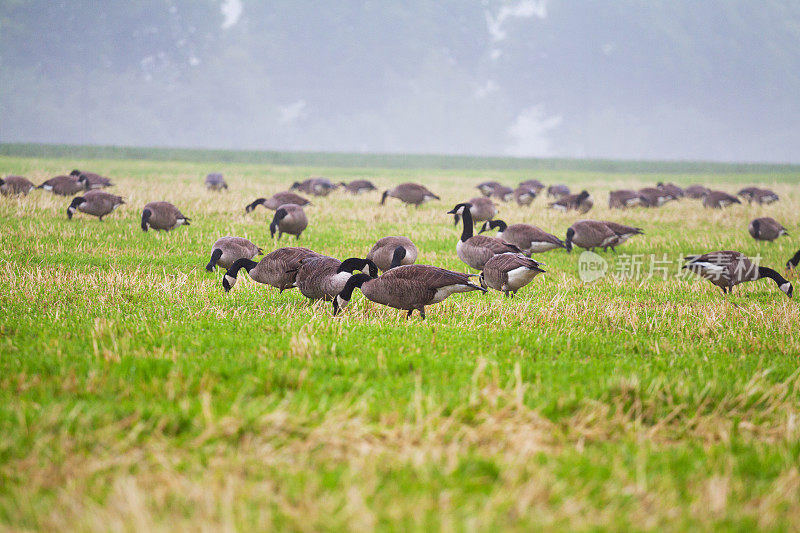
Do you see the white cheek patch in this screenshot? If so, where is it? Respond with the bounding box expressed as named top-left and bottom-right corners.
top-left (336, 295), bottom-right (350, 309)
top-left (781, 282), bottom-right (791, 294)
top-left (224, 275), bottom-right (237, 289)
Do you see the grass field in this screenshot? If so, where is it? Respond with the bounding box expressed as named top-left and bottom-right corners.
top-left (1, 152), bottom-right (800, 531)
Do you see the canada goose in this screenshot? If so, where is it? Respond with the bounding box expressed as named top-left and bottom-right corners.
top-left (608, 190), bottom-right (645, 209)
top-left (245, 192), bottom-right (311, 213)
top-left (292, 177), bottom-right (336, 196)
top-left (448, 203), bottom-right (522, 269)
top-left (270, 204), bottom-right (308, 240)
top-left (683, 251), bottom-right (792, 297)
top-left (332, 264), bottom-right (486, 319)
top-left (479, 219), bottom-right (565, 254)
top-left (380, 183), bottom-right (439, 206)
top-left (476, 181), bottom-right (503, 196)
top-left (657, 182), bottom-right (684, 198)
top-left (547, 184), bottom-right (570, 199)
top-left (453, 197), bottom-right (498, 226)
top-left (737, 187), bottom-right (761, 202)
top-left (519, 179), bottom-right (545, 194)
top-left (638, 187), bottom-right (675, 207)
top-left (67, 190), bottom-right (124, 221)
top-left (787, 249), bottom-right (800, 271)
top-left (514, 186), bottom-right (537, 206)
top-left (367, 236), bottom-right (418, 271)
top-left (684, 185), bottom-right (711, 199)
top-left (141, 201), bottom-right (190, 231)
top-left (294, 256), bottom-right (378, 301)
top-left (339, 180), bottom-right (377, 194)
top-left (0, 175), bottom-right (35, 196)
top-left (223, 247), bottom-right (320, 292)
top-left (206, 237), bottom-right (262, 272)
top-left (490, 185), bottom-right (514, 202)
top-left (748, 217), bottom-right (788, 241)
top-left (480, 253), bottom-right (545, 297)
top-left (565, 220), bottom-right (618, 252)
top-left (38, 174), bottom-right (88, 196)
top-left (600, 221), bottom-right (644, 251)
top-left (205, 172), bottom-right (227, 191)
top-left (752, 189), bottom-right (779, 204)
top-left (70, 169), bottom-right (113, 189)
top-left (549, 190), bottom-right (593, 213)
top-left (702, 191), bottom-right (741, 209)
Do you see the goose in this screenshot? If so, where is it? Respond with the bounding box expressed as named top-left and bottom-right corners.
top-left (245, 192), bottom-right (311, 213)
top-left (748, 217), bottom-right (788, 241)
top-left (67, 190), bottom-right (125, 221)
top-left (270, 204), bottom-right (308, 240)
top-left (490, 185), bottom-right (515, 202)
top-left (205, 172), bottom-right (227, 191)
top-left (702, 191), bottom-right (741, 209)
top-left (547, 184), bottom-right (570, 199)
top-left (448, 203), bottom-right (522, 269)
top-left (684, 185), bottom-right (711, 199)
top-left (453, 197), bottom-right (498, 226)
top-left (683, 251), bottom-right (792, 297)
top-left (752, 189), bottom-right (779, 204)
top-left (141, 201), bottom-right (190, 231)
top-left (480, 253), bottom-right (545, 297)
top-left (737, 186), bottom-right (761, 202)
top-left (549, 190), bottom-right (593, 213)
top-left (638, 187), bottom-right (675, 207)
top-left (38, 174), bottom-right (88, 196)
top-left (339, 180), bottom-right (377, 194)
top-left (380, 183), bottom-right (440, 206)
top-left (565, 220), bottom-right (618, 252)
top-left (600, 221), bottom-right (644, 251)
top-left (206, 237), bottom-right (262, 272)
top-left (657, 182), bottom-right (684, 198)
top-left (479, 220), bottom-right (565, 254)
top-left (367, 236), bottom-right (418, 272)
top-left (332, 264), bottom-right (486, 319)
top-left (787, 249), bottom-right (800, 271)
top-left (294, 256), bottom-right (378, 301)
top-left (70, 169), bottom-right (113, 189)
top-left (514, 186), bottom-right (537, 206)
top-left (519, 179), bottom-right (545, 194)
top-left (292, 177), bottom-right (336, 196)
top-left (0, 175), bottom-right (36, 196)
top-left (223, 247), bottom-right (320, 292)
top-left (608, 190), bottom-right (645, 209)
top-left (476, 181), bottom-right (503, 196)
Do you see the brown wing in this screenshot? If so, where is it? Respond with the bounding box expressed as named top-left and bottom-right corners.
top-left (383, 265), bottom-right (472, 289)
top-left (466, 235), bottom-right (521, 254)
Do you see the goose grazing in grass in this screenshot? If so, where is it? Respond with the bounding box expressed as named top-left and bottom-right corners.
top-left (748, 217), bottom-right (788, 242)
top-left (752, 189), bottom-right (780, 204)
top-left (367, 236), bottom-right (418, 272)
top-left (600, 221), bottom-right (644, 251)
top-left (638, 187), bottom-right (675, 207)
top-left (476, 181), bottom-right (503, 196)
top-left (490, 184), bottom-right (515, 202)
top-left (448, 203), bottom-right (522, 270)
top-left (340, 180), bottom-right (377, 194)
top-left (39, 174), bottom-right (88, 196)
top-left (270, 204), bottom-right (308, 240)
top-left (514, 186), bottom-right (537, 206)
top-left (141, 201), bottom-right (190, 231)
top-left (333, 264), bottom-right (486, 319)
top-left (549, 190), bottom-right (593, 213)
top-left (565, 220), bottom-right (618, 252)
top-left (0, 175), bottom-right (36, 196)
top-left (519, 179), bottom-right (545, 194)
top-left (684, 185), bottom-right (711, 199)
top-left (702, 191), bottom-right (741, 209)
top-left (245, 192), bottom-right (311, 213)
top-left (657, 182), bottom-right (684, 198)
top-left (294, 256), bottom-right (378, 301)
top-left (479, 220), bottom-right (565, 254)
top-left (608, 190), bottom-right (645, 209)
top-left (480, 253), bottom-right (545, 297)
top-left (205, 172), bottom-right (227, 191)
top-left (71, 169), bottom-right (113, 189)
top-left (683, 251), bottom-right (792, 297)
top-left (547, 184), bottom-right (570, 199)
top-left (452, 197), bottom-right (497, 226)
top-left (380, 183), bottom-right (439, 207)
top-left (787, 249), bottom-right (800, 271)
top-left (67, 190), bottom-right (124, 221)
top-left (292, 177), bottom-right (336, 196)
top-left (206, 237), bottom-right (262, 272)
top-left (223, 247), bottom-right (320, 292)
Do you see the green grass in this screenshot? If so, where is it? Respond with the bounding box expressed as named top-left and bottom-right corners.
top-left (1, 154), bottom-right (800, 531)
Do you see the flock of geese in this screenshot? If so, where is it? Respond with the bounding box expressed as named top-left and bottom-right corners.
top-left (1, 170), bottom-right (797, 319)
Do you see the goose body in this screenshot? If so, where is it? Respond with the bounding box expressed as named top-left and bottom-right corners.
top-left (683, 251), bottom-right (792, 297)
top-left (340, 180), bottom-right (377, 194)
top-left (453, 197), bottom-right (497, 226)
top-left (638, 187), bottom-right (675, 207)
top-left (549, 190), bottom-right (593, 213)
top-left (703, 191), bottom-right (741, 209)
top-left (295, 256), bottom-right (378, 301)
top-left (753, 189), bottom-right (779, 204)
top-left (39, 174), bottom-right (88, 196)
top-left (448, 203), bottom-right (522, 269)
top-left (205, 172), bottom-right (227, 191)
top-left (223, 247), bottom-right (320, 292)
top-left (600, 221), bottom-right (644, 251)
top-left (367, 236), bottom-right (418, 272)
top-left (0, 175), bottom-right (36, 196)
top-left (657, 182), bottom-right (684, 198)
top-left (684, 185), bottom-right (711, 199)
top-left (333, 265), bottom-right (486, 319)
top-left (490, 185), bottom-right (514, 202)
top-left (479, 220), bottom-right (565, 254)
top-left (519, 179), bottom-right (545, 194)
top-left (608, 190), bottom-right (645, 209)
top-left (141, 201), bottom-right (190, 231)
top-left (513, 186), bottom-right (537, 206)
top-left (748, 217), bottom-right (788, 241)
top-left (67, 190), bottom-right (125, 221)
top-left (292, 177), bottom-right (336, 196)
top-left (565, 220), bottom-right (618, 252)
top-left (270, 204), bottom-right (308, 240)
top-left (480, 253), bottom-right (545, 297)
top-left (71, 169), bottom-right (113, 189)
top-left (547, 184), bottom-right (570, 199)
top-left (380, 183), bottom-right (439, 206)
top-left (206, 237), bottom-right (262, 272)
top-left (476, 181), bottom-right (503, 196)
top-left (245, 192), bottom-right (311, 213)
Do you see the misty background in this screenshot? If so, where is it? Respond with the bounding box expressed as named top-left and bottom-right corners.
top-left (2, 1), bottom-right (800, 163)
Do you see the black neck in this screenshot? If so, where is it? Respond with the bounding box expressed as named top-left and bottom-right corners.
top-left (339, 273), bottom-right (372, 301)
top-left (459, 207), bottom-right (473, 241)
top-left (338, 258), bottom-right (378, 277)
top-left (389, 246), bottom-right (406, 269)
top-left (246, 198), bottom-right (266, 212)
top-left (206, 249), bottom-right (223, 271)
top-left (491, 219), bottom-right (507, 232)
top-left (140, 209), bottom-right (151, 231)
top-left (565, 228), bottom-right (575, 251)
top-left (380, 190), bottom-right (389, 204)
top-left (227, 258), bottom-right (257, 278)
top-left (758, 266), bottom-right (787, 287)
top-left (789, 249), bottom-right (800, 268)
